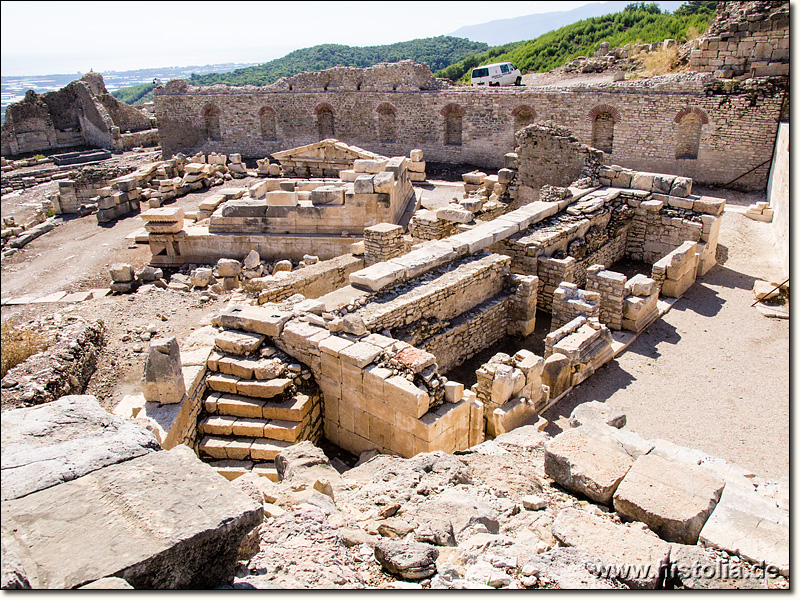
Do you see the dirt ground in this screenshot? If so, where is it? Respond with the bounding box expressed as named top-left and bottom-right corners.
top-left (543, 186), bottom-right (790, 481)
top-left (1, 155), bottom-right (789, 481)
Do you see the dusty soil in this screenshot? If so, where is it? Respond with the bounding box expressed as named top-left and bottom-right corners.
top-left (1, 156), bottom-right (789, 481)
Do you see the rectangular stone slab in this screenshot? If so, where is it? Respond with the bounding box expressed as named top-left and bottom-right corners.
top-left (1, 395), bottom-right (160, 502)
top-left (1, 446), bottom-right (263, 589)
top-left (613, 453), bottom-right (725, 545)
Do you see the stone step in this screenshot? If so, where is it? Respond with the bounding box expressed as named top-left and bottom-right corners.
top-left (198, 414), bottom-right (307, 443)
top-left (206, 373), bottom-right (292, 399)
top-left (207, 459), bottom-right (279, 482)
top-left (198, 435), bottom-right (291, 462)
top-left (204, 391), bottom-right (312, 421)
top-left (207, 350), bottom-right (286, 380)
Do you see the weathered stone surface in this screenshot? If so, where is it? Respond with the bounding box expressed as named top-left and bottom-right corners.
top-left (541, 352), bottom-right (571, 398)
top-left (109, 263), bottom-right (134, 283)
top-left (216, 258), bottom-right (242, 278)
top-left (552, 508), bottom-right (671, 589)
top-left (78, 577), bottom-right (134, 589)
top-left (544, 428), bottom-right (634, 504)
top-left (350, 261), bottom-right (406, 292)
top-left (374, 540), bottom-right (438, 581)
top-left (215, 329), bottom-right (265, 356)
top-left (613, 453), bottom-right (725, 545)
top-left (275, 441), bottom-right (342, 487)
top-left (1, 395), bottom-right (159, 502)
top-left (1, 446), bottom-right (263, 589)
top-left (142, 337), bottom-right (185, 404)
top-left (569, 401), bottom-right (626, 429)
top-left (698, 484), bottom-right (789, 576)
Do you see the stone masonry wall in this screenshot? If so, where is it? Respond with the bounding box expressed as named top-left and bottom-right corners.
top-left (419, 296), bottom-right (510, 374)
top-left (153, 68), bottom-right (785, 191)
top-left (687, 1), bottom-right (789, 78)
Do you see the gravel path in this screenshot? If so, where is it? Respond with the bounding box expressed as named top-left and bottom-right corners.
top-left (544, 193), bottom-right (789, 480)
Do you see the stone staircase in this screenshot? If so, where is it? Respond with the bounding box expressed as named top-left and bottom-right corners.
top-left (196, 328), bottom-right (322, 481)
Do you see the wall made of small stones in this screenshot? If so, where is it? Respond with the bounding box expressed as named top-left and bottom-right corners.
top-left (154, 74), bottom-right (785, 191)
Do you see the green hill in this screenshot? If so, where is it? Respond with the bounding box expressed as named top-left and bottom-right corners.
top-left (112, 36), bottom-right (487, 105)
top-left (111, 82), bottom-right (156, 106)
top-left (188, 36), bottom-right (487, 87)
top-left (436, 2), bottom-right (716, 83)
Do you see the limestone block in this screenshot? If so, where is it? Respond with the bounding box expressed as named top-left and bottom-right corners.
top-left (569, 401), bottom-right (626, 429)
top-left (698, 484), bottom-right (789, 575)
top-left (487, 397), bottom-right (538, 437)
top-left (692, 196), bottom-right (725, 216)
top-left (389, 242), bottom-right (456, 280)
top-left (613, 453), bottom-right (725, 545)
top-left (1, 395), bottom-right (160, 502)
top-left (248, 179), bottom-right (269, 198)
top-left (462, 171), bottom-right (486, 185)
top-left (265, 190), bottom-right (298, 207)
top-left (541, 353), bottom-right (571, 399)
top-left (384, 376), bottom-right (430, 419)
top-left (651, 174), bottom-right (675, 194)
top-left (354, 159), bottom-right (388, 174)
top-left (435, 205), bottom-right (473, 224)
top-left (243, 249), bottom-right (260, 269)
top-left (215, 330), bottom-right (264, 356)
top-left (373, 172), bottom-right (395, 194)
top-left (552, 508), bottom-right (671, 589)
top-left (236, 378), bottom-right (292, 399)
top-left (218, 305), bottom-right (292, 338)
top-left (444, 381), bottom-right (464, 404)
top-left (216, 258), bottom-right (242, 278)
top-left (630, 172), bottom-right (655, 192)
top-left (142, 337), bottom-right (185, 404)
top-left (354, 175), bottom-right (375, 195)
top-left (490, 364), bottom-right (525, 407)
top-left (273, 260), bottom-right (292, 275)
top-left (339, 169), bottom-right (358, 182)
top-left (1, 445), bottom-right (263, 589)
top-left (625, 274), bottom-right (657, 297)
top-left (310, 186), bottom-right (345, 205)
top-left (109, 263), bottom-right (134, 283)
top-left (544, 428), bottom-right (634, 504)
top-left (660, 255), bottom-right (698, 298)
top-left (407, 160), bottom-right (426, 173)
top-left (350, 261), bottom-right (407, 292)
top-left (410, 149), bottom-right (424, 162)
top-left (384, 156), bottom-right (408, 175)
top-left (141, 207), bottom-right (184, 222)
top-left (144, 220), bottom-right (183, 234)
top-left (339, 341), bottom-right (382, 369)
top-left (392, 346), bottom-right (436, 374)
top-left (409, 171), bottom-right (426, 182)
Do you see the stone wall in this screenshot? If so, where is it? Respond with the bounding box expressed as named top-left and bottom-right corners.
top-left (1, 318), bottom-right (105, 410)
top-left (2, 73), bottom-right (157, 157)
top-left (687, 1), bottom-right (789, 78)
top-left (419, 295), bottom-right (510, 374)
top-left (154, 65), bottom-right (785, 191)
top-left (251, 254), bottom-right (365, 304)
top-left (767, 123), bottom-right (789, 278)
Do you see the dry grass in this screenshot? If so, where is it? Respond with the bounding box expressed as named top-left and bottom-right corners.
top-left (641, 46), bottom-right (681, 76)
top-left (1, 319), bottom-right (53, 378)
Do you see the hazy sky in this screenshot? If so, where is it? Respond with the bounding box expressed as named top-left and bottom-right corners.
top-left (2, 1), bottom-right (606, 75)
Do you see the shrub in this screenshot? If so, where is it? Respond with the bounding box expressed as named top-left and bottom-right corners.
top-left (1, 318), bottom-right (53, 378)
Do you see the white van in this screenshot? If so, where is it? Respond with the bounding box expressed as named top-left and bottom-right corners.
top-left (470, 62), bottom-right (522, 87)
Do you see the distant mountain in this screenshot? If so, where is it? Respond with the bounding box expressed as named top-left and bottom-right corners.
top-left (449, 1), bottom-right (686, 46)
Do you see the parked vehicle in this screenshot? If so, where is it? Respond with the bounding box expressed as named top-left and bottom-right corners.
top-left (470, 62), bottom-right (522, 87)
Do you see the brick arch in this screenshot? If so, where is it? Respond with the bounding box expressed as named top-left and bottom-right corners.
top-left (314, 103), bottom-right (336, 117)
top-left (587, 104), bottom-right (621, 123)
top-left (674, 107), bottom-right (709, 125)
top-left (440, 103), bottom-right (465, 117)
top-left (512, 105), bottom-right (536, 119)
top-left (202, 103), bottom-right (221, 117)
top-left (258, 106), bottom-right (275, 116)
top-left (202, 104), bottom-right (221, 141)
top-left (375, 102), bottom-right (397, 114)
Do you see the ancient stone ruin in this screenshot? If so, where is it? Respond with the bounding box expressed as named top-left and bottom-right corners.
top-left (1, 73), bottom-right (158, 156)
top-left (0, 1), bottom-right (789, 589)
